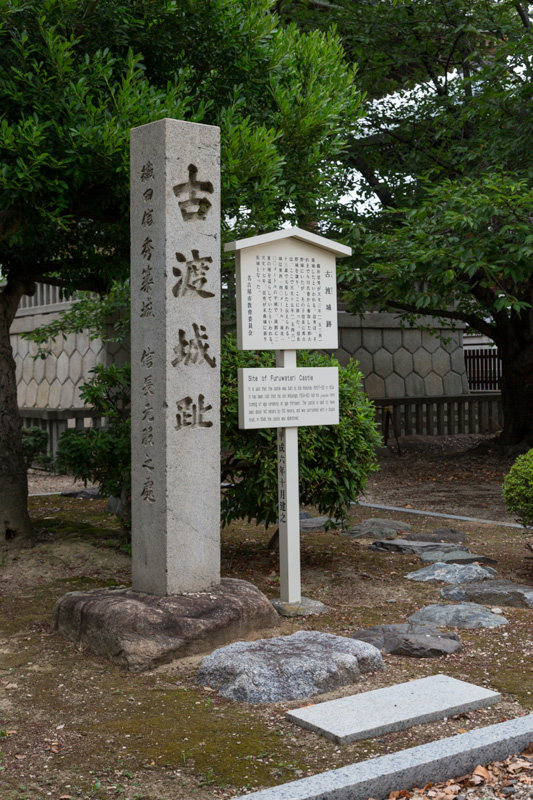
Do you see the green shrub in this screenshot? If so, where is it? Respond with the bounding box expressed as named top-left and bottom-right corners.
top-left (503, 449), bottom-right (533, 529)
top-left (56, 364), bottom-right (131, 532)
top-left (221, 335), bottom-right (381, 529)
top-left (58, 339), bottom-right (381, 537)
top-left (21, 426), bottom-right (51, 469)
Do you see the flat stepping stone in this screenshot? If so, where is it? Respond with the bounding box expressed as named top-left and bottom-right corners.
top-left (351, 623), bottom-right (461, 658)
top-left (232, 713), bottom-right (533, 800)
top-left (404, 527), bottom-right (467, 544)
top-left (196, 631), bottom-right (383, 703)
top-left (442, 579), bottom-right (533, 608)
top-left (342, 518), bottom-right (411, 539)
top-left (299, 516), bottom-right (342, 530)
top-left (370, 539), bottom-right (468, 555)
top-left (286, 674), bottom-right (500, 744)
top-left (421, 550), bottom-right (497, 565)
top-left (406, 562), bottom-right (497, 584)
top-left (409, 603), bottom-right (509, 628)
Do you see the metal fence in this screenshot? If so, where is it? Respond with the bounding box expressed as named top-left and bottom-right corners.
top-left (373, 393), bottom-right (502, 440)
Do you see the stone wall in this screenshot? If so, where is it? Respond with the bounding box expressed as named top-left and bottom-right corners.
top-left (10, 289), bottom-right (469, 409)
top-left (10, 290), bottom-right (128, 410)
top-left (331, 311), bottom-right (469, 399)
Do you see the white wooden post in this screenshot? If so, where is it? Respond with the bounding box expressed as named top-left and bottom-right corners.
top-left (276, 349), bottom-right (301, 603)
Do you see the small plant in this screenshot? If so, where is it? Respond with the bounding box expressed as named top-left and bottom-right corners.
top-left (56, 363), bottom-right (131, 536)
top-left (198, 768), bottom-right (215, 786)
top-left (21, 426), bottom-right (54, 470)
top-left (221, 335), bottom-right (381, 529)
top-left (503, 449), bottom-right (533, 529)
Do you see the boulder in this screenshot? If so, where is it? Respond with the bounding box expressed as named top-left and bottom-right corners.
top-left (52, 578), bottom-right (281, 671)
top-left (409, 603), bottom-right (508, 629)
top-left (441, 579), bottom-right (533, 609)
top-left (420, 550), bottom-right (497, 565)
top-left (196, 630), bottom-right (383, 703)
top-left (370, 539), bottom-right (468, 555)
top-left (342, 518), bottom-right (412, 539)
top-left (406, 563), bottom-right (497, 584)
top-left (404, 528), bottom-right (467, 544)
top-left (351, 623), bottom-right (461, 658)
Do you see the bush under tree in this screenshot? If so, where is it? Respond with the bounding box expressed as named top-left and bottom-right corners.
top-left (57, 339), bottom-right (381, 538)
top-left (503, 450), bottom-right (533, 530)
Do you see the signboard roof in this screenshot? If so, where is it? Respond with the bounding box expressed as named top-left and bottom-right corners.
top-left (224, 226), bottom-right (352, 257)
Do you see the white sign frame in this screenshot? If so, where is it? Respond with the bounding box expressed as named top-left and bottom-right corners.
top-left (238, 367), bottom-right (339, 429)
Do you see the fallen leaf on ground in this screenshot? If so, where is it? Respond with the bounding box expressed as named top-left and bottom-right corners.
top-left (508, 759), bottom-right (532, 772)
top-left (472, 765), bottom-right (491, 781)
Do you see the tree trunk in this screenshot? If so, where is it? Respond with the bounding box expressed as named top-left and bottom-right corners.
top-left (0, 280), bottom-right (34, 545)
top-left (497, 346), bottom-right (533, 451)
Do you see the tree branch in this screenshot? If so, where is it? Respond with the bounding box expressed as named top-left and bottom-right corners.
top-left (514, 2), bottom-right (531, 30)
top-left (345, 151), bottom-right (397, 208)
top-left (385, 300), bottom-right (498, 341)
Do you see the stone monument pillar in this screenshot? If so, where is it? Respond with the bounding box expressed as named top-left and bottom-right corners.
top-left (130, 118), bottom-right (221, 595)
top-left (51, 119), bottom-right (280, 671)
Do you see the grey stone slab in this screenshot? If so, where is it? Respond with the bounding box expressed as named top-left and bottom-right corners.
top-left (420, 550), bottom-right (497, 565)
top-left (286, 675), bottom-right (500, 744)
top-left (406, 563), bottom-right (497, 584)
top-left (370, 539), bottom-right (468, 555)
top-left (442, 579), bottom-right (533, 608)
top-left (196, 631), bottom-right (383, 703)
top-left (231, 713), bottom-right (533, 800)
top-left (351, 623), bottom-right (461, 658)
top-left (404, 528), bottom-right (467, 544)
top-left (342, 518), bottom-right (411, 539)
top-left (409, 603), bottom-right (509, 629)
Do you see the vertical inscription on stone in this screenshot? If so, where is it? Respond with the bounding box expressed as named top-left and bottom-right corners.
top-left (131, 119), bottom-right (221, 596)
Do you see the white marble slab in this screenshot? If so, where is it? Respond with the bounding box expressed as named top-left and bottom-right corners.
top-left (286, 674), bottom-right (500, 744)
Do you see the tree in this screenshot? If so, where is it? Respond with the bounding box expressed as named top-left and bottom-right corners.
top-left (280, 0), bottom-right (533, 449)
top-left (0, 0), bottom-right (362, 543)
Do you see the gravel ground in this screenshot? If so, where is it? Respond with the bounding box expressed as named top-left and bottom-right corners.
top-left (27, 469), bottom-right (99, 496)
top-left (23, 436), bottom-right (533, 800)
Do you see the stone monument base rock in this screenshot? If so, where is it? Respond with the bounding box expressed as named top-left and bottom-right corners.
top-left (52, 578), bottom-right (281, 671)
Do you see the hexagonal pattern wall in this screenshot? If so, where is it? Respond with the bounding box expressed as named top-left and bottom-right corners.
top-left (332, 311), bottom-right (469, 399)
top-left (10, 295), bottom-right (129, 410)
top-left (12, 291), bottom-right (469, 410)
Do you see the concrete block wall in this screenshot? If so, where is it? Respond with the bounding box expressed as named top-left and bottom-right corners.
top-left (10, 300), bottom-right (129, 410)
top-left (331, 311), bottom-right (469, 399)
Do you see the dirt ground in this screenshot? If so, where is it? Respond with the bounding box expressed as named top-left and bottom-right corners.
top-left (1, 435), bottom-right (532, 800)
top-left (362, 434), bottom-right (514, 523)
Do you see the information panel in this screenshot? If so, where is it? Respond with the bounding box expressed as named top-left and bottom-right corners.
top-left (236, 238), bottom-right (338, 350)
top-left (238, 367), bottom-right (339, 429)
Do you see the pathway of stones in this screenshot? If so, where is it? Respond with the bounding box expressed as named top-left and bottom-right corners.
top-left (195, 514), bottom-right (533, 800)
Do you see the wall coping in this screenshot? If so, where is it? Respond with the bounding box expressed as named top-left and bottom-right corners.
top-left (337, 311), bottom-right (467, 330)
